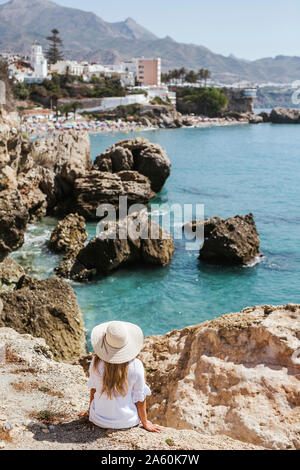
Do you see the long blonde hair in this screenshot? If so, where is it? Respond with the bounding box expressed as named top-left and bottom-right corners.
top-left (93, 354), bottom-right (129, 400)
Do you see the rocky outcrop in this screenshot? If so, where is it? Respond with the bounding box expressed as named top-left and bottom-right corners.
top-left (27, 130), bottom-right (91, 182)
top-left (0, 110), bottom-right (92, 255)
top-left (0, 258), bottom-right (24, 291)
top-left (199, 214), bottom-right (262, 265)
top-left (0, 189), bottom-right (29, 261)
top-left (72, 170), bottom-right (153, 221)
top-left (0, 108), bottom-right (22, 172)
top-left (0, 276), bottom-right (85, 362)
top-left (223, 88), bottom-right (254, 115)
top-left (139, 304), bottom-right (300, 450)
top-left (93, 138), bottom-right (171, 193)
top-left (49, 214), bottom-right (87, 256)
top-left (59, 211), bottom-right (174, 281)
top-left (269, 107), bottom-right (300, 124)
top-left (0, 327), bottom-right (261, 450)
top-left (93, 104), bottom-right (183, 130)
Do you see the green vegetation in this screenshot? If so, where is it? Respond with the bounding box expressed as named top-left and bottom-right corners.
top-left (176, 87), bottom-right (228, 117)
top-left (34, 409), bottom-right (66, 424)
top-left (162, 68), bottom-right (211, 86)
top-left (45, 29), bottom-right (64, 64)
top-left (12, 74), bottom-right (127, 106)
top-left (150, 96), bottom-right (170, 105)
top-left (165, 438), bottom-right (175, 447)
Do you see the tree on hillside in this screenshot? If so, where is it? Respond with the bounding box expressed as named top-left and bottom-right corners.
top-left (179, 67), bottom-right (186, 84)
top-left (185, 70), bottom-right (198, 84)
top-left (45, 29), bottom-right (64, 64)
top-left (203, 69), bottom-right (211, 87)
top-left (71, 101), bottom-right (80, 120)
top-left (198, 69), bottom-right (211, 87)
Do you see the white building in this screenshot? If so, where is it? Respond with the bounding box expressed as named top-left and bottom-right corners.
top-left (50, 60), bottom-right (84, 76)
top-left (30, 42), bottom-right (48, 79)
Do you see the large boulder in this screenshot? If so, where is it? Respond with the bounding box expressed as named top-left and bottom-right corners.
top-left (269, 107), bottom-right (300, 124)
top-left (60, 211), bottom-right (174, 281)
top-left (93, 138), bottom-right (171, 193)
top-left (199, 214), bottom-right (262, 265)
top-left (72, 170), bottom-right (153, 221)
top-left (28, 130), bottom-right (92, 182)
top-left (49, 213), bottom-right (87, 256)
top-left (140, 304), bottom-right (300, 450)
top-left (0, 275), bottom-right (86, 362)
top-left (0, 189), bottom-right (29, 261)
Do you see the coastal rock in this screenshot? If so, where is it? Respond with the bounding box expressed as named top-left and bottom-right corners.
top-left (73, 170), bottom-right (153, 221)
top-left (17, 168), bottom-right (48, 220)
top-left (49, 214), bottom-right (87, 256)
top-left (269, 107), bottom-right (300, 124)
top-left (0, 258), bottom-right (25, 291)
top-left (0, 276), bottom-right (86, 362)
top-left (259, 111), bottom-right (271, 123)
top-left (199, 213), bottom-right (261, 265)
top-left (140, 304), bottom-right (300, 450)
top-left (0, 165), bottom-right (18, 191)
top-left (64, 211), bottom-right (174, 281)
top-left (0, 109), bottom-right (22, 171)
top-left (28, 130), bottom-right (92, 182)
top-left (93, 138), bottom-right (171, 193)
top-left (94, 104), bottom-right (182, 130)
top-left (0, 189), bottom-right (29, 261)
top-left (0, 328), bottom-right (262, 450)
top-left (247, 113), bottom-right (263, 124)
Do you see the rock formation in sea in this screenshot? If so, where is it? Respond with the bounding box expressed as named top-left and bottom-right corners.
top-left (267, 107), bottom-right (300, 124)
top-left (0, 275), bottom-right (86, 362)
top-left (49, 213), bottom-right (87, 256)
top-left (139, 304), bottom-right (300, 450)
top-left (93, 138), bottom-right (171, 193)
top-left (72, 170), bottom-right (154, 221)
top-left (0, 327), bottom-right (261, 450)
top-left (56, 211), bottom-right (174, 282)
top-left (199, 213), bottom-right (262, 265)
top-left (55, 137), bottom-right (170, 220)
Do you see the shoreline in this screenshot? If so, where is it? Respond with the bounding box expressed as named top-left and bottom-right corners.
top-left (21, 114), bottom-right (252, 140)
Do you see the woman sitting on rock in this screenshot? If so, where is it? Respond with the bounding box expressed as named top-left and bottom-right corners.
top-left (80, 321), bottom-right (161, 433)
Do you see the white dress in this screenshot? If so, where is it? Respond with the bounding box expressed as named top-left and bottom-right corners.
top-left (88, 357), bottom-right (151, 429)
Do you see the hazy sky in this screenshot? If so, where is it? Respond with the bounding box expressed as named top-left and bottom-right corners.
top-left (1, 0), bottom-right (300, 59)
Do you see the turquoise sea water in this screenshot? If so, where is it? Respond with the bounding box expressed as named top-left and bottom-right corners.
top-left (12, 124), bottom-right (300, 341)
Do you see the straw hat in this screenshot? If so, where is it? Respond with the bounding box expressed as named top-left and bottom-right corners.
top-left (91, 321), bottom-right (144, 364)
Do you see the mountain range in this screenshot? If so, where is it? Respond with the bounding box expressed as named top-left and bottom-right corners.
top-left (1, 0), bottom-right (300, 84)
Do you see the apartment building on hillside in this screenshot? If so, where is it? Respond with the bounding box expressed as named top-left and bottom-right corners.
top-left (137, 58), bottom-right (161, 87)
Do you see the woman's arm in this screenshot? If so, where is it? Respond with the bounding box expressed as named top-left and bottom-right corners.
top-left (136, 399), bottom-right (162, 433)
top-left (79, 388), bottom-right (95, 418)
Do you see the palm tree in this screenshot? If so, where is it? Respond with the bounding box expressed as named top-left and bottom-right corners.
top-left (203, 69), bottom-right (211, 87)
top-left (198, 69), bottom-right (205, 86)
top-left (62, 104), bottom-right (72, 120)
top-left (71, 101), bottom-right (79, 120)
top-left (179, 67), bottom-right (186, 84)
top-left (185, 70), bottom-right (198, 84)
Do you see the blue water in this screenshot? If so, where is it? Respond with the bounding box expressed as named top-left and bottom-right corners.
top-left (12, 124), bottom-right (300, 341)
